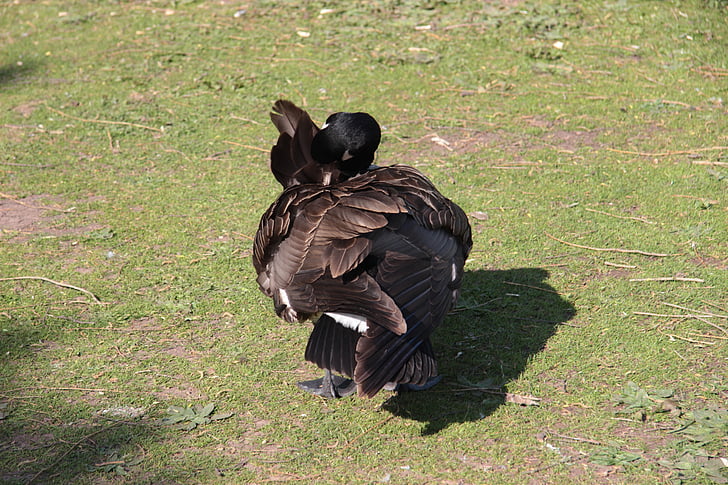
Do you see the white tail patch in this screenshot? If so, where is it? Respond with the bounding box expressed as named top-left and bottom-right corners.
top-left (326, 312), bottom-right (368, 333)
top-left (278, 289), bottom-right (291, 306)
top-left (278, 288), bottom-right (299, 322)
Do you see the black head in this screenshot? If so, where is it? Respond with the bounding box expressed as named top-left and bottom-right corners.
top-left (310, 111), bottom-right (381, 177)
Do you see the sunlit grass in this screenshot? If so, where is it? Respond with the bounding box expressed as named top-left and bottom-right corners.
top-left (1, 1), bottom-right (726, 483)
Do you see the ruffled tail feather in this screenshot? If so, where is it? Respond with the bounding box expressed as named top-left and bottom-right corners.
top-left (269, 100), bottom-right (324, 187)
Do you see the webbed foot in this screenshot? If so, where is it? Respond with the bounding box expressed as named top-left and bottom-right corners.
top-left (297, 369), bottom-right (357, 398)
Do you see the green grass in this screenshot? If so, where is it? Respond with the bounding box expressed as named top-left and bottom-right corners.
top-left (1, 0), bottom-right (726, 483)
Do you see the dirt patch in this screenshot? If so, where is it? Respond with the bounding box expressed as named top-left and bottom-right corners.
top-left (162, 344), bottom-right (202, 360)
top-left (542, 129), bottom-right (603, 153)
top-left (399, 125), bottom-right (603, 163)
top-left (447, 130), bottom-right (510, 155)
top-left (29, 339), bottom-right (64, 354)
top-left (127, 91), bottom-right (158, 104)
top-left (0, 194), bottom-right (103, 242)
top-left (590, 268), bottom-right (635, 281)
top-left (9, 432), bottom-right (57, 451)
top-left (151, 384), bottom-right (207, 401)
top-left (12, 100), bottom-right (43, 118)
top-left (690, 255), bottom-right (728, 270)
top-left (0, 194), bottom-right (57, 232)
top-left (127, 317), bottom-right (165, 332)
top-left (214, 436), bottom-right (285, 479)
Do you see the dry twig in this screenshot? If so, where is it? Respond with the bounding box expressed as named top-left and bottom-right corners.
top-left (342, 414), bottom-right (395, 449)
top-left (222, 140), bottom-right (269, 152)
top-left (693, 65), bottom-right (728, 77)
top-left (503, 392), bottom-right (542, 406)
top-left (548, 432), bottom-right (602, 445)
top-left (0, 276), bottom-right (101, 303)
top-left (545, 233), bottom-right (672, 257)
top-left (27, 422), bottom-right (123, 484)
top-left (203, 149), bottom-right (233, 160)
top-left (689, 332), bottom-right (728, 340)
top-left (604, 261), bottom-right (637, 269)
top-left (689, 161), bottom-right (728, 166)
top-left (0, 161), bottom-right (54, 168)
top-left (504, 281), bottom-right (560, 294)
top-left (46, 106), bottom-right (162, 132)
top-left (257, 56), bottom-right (327, 68)
top-left (664, 333), bottom-right (715, 346)
top-left (703, 300), bottom-right (728, 314)
top-left (662, 302), bottom-right (727, 318)
top-left (584, 207), bottom-right (655, 224)
top-left (634, 311), bottom-right (714, 318)
top-left (694, 316), bottom-right (728, 337)
top-left (606, 146), bottom-right (728, 157)
top-left (0, 192), bottom-right (74, 213)
top-left (4, 386), bottom-right (112, 394)
top-left (629, 277), bottom-right (705, 283)
top-left (635, 301), bottom-right (728, 337)
top-left (453, 385), bottom-right (541, 406)
top-left (230, 115), bottom-right (263, 125)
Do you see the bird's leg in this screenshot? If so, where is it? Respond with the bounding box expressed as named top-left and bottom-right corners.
top-left (320, 369), bottom-right (337, 397)
top-left (297, 369), bottom-right (357, 398)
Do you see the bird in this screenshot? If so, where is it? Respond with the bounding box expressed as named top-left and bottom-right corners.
top-left (253, 100), bottom-right (472, 398)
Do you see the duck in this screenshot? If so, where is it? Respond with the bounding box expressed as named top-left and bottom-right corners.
top-left (253, 100), bottom-right (472, 398)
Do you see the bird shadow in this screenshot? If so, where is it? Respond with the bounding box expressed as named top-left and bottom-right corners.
top-left (0, 59), bottom-right (38, 87)
top-left (381, 267), bottom-right (576, 434)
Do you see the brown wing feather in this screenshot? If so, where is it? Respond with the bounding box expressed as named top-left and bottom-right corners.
top-left (304, 313), bottom-right (358, 379)
top-left (270, 100), bottom-right (305, 137)
top-left (324, 237), bottom-right (371, 280)
top-left (352, 218), bottom-right (466, 397)
top-left (253, 180), bottom-right (411, 335)
top-left (269, 100), bottom-right (331, 187)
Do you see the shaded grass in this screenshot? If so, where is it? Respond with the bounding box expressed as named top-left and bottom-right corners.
top-left (1, 0), bottom-right (726, 483)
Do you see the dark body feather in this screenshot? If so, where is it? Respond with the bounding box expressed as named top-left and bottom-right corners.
top-left (253, 101), bottom-right (472, 398)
